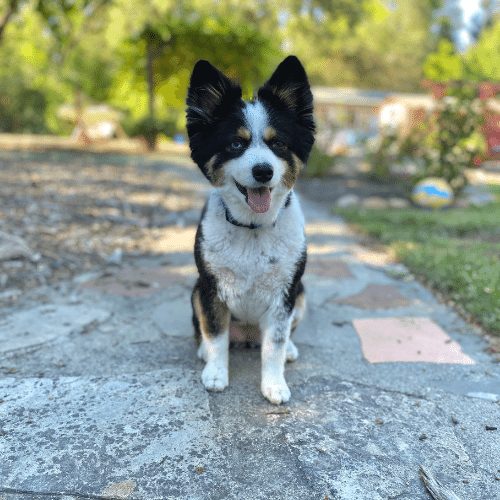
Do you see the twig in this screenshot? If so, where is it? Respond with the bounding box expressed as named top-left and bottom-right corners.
top-left (419, 466), bottom-right (462, 500)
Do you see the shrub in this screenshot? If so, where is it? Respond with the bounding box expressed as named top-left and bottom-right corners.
top-left (123, 116), bottom-right (179, 150)
top-left (304, 146), bottom-right (336, 177)
top-left (415, 87), bottom-right (486, 192)
top-left (367, 84), bottom-right (487, 194)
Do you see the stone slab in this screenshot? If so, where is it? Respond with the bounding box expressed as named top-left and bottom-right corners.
top-left (281, 375), bottom-right (497, 500)
top-left (152, 292), bottom-right (193, 337)
top-left (0, 304), bottom-right (110, 354)
top-left (337, 283), bottom-right (411, 309)
top-left (353, 317), bottom-right (475, 364)
top-left (0, 370), bottom-right (220, 499)
top-left (82, 266), bottom-right (187, 297)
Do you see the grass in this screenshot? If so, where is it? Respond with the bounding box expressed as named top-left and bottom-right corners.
top-left (337, 186), bottom-right (500, 334)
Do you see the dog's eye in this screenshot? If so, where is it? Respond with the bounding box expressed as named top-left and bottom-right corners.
top-left (228, 140), bottom-right (244, 152)
top-left (272, 140), bottom-right (287, 151)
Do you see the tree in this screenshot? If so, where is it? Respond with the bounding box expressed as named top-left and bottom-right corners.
top-left (0, 0), bottom-right (19, 42)
top-left (424, 14), bottom-right (500, 82)
top-left (283, 0), bottom-right (440, 91)
top-left (423, 38), bottom-right (464, 81)
top-left (464, 15), bottom-right (500, 81)
top-left (109, 6), bottom-right (279, 146)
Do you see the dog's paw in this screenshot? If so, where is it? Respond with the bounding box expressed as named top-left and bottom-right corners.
top-left (201, 363), bottom-right (228, 392)
top-left (261, 379), bottom-right (291, 405)
top-left (286, 340), bottom-right (299, 362)
top-left (197, 342), bottom-right (207, 362)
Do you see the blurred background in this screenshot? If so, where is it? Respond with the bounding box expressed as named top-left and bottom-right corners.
top-left (0, 0), bottom-right (499, 334)
top-left (0, 0), bottom-right (498, 158)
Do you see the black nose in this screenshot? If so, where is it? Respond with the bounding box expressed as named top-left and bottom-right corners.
top-left (252, 163), bottom-right (273, 183)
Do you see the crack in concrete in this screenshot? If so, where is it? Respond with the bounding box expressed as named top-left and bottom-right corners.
top-left (0, 486), bottom-right (123, 500)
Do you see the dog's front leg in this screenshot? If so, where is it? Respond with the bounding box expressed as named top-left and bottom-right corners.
top-left (192, 283), bottom-right (230, 392)
top-left (260, 309), bottom-right (293, 404)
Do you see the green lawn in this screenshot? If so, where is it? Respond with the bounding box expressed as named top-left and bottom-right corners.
top-left (337, 186), bottom-right (500, 334)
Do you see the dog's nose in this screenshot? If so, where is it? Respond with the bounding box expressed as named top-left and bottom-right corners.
top-left (252, 163), bottom-right (273, 183)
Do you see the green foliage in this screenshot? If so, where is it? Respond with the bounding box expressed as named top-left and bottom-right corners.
top-left (287, 0), bottom-right (439, 91)
top-left (338, 198), bottom-right (500, 334)
top-left (0, 86), bottom-right (47, 133)
top-left (304, 146), bottom-right (336, 178)
top-left (417, 87), bottom-right (486, 192)
top-left (464, 17), bottom-right (500, 81)
top-left (423, 39), bottom-right (464, 81)
top-left (424, 16), bottom-right (500, 82)
top-left (110, 12), bottom-right (279, 127)
top-left (0, 0), bottom-right (485, 135)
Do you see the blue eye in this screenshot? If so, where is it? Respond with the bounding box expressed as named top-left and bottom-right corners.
top-left (229, 140), bottom-right (244, 151)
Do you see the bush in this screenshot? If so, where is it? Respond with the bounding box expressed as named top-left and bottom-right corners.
top-left (304, 146), bottom-right (336, 177)
top-left (366, 83), bottom-right (487, 194)
top-left (414, 86), bottom-right (486, 192)
top-left (123, 116), bottom-right (179, 150)
top-left (366, 131), bottom-right (400, 181)
top-left (0, 85), bottom-right (48, 134)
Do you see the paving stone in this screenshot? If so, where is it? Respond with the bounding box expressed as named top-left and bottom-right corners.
top-left (152, 291), bottom-right (193, 337)
top-left (337, 283), bottom-right (411, 309)
top-left (0, 304), bottom-right (110, 353)
top-left (353, 317), bottom-right (475, 364)
top-left (0, 370), bottom-right (221, 499)
top-left (306, 258), bottom-right (353, 279)
top-left (281, 376), bottom-right (497, 500)
top-left (82, 266), bottom-right (187, 297)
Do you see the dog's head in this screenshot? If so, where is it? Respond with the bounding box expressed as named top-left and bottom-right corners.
top-left (186, 56), bottom-right (315, 223)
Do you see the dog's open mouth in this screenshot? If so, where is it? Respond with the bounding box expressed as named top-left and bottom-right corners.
top-left (235, 180), bottom-right (272, 214)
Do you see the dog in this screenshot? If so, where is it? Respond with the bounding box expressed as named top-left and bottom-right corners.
top-left (186, 55), bottom-right (315, 404)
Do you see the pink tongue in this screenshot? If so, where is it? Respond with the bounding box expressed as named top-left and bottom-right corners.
top-left (247, 187), bottom-right (271, 213)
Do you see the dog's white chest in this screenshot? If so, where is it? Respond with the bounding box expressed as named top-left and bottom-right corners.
top-left (201, 195), bottom-right (305, 323)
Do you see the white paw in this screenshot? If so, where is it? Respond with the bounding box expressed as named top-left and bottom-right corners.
top-left (197, 342), bottom-right (207, 362)
top-left (201, 362), bottom-right (228, 392)
top-left (261, 379), bottom-right (291, 405)
top-left (286, 340), bottom-right (299, 362)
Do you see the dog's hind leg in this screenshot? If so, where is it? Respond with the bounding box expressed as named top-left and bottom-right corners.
top-left (192, 279), bottom-right (230, 392)
top-left (287, 281), bottom-right (306, 362)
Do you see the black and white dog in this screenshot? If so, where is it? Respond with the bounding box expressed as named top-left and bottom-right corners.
top-left (186, 56), bottom-right (315, 404)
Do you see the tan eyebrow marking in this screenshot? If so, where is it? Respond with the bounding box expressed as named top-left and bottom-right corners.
top-left (264, 126), bottom-right (277, 141)
top-left (236, 127), bottom-right (251, 140)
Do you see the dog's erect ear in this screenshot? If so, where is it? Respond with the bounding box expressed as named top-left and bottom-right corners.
top-left (186, 60), bottom-right (242, 130)
top-left (257, 56), bottom-right (314, 132)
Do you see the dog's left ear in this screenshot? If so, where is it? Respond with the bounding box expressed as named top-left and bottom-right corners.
top-left (257, 56), bottom-right (315, 132)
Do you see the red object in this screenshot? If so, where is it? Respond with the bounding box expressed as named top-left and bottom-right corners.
top-left (422, 81), bottom-right (500, 160)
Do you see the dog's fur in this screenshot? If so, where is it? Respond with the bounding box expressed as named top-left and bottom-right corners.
top-left (186, 56), bottom-right (315, 404)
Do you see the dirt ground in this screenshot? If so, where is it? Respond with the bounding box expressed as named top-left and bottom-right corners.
top-left (0, 149), bottom-right (205, 302)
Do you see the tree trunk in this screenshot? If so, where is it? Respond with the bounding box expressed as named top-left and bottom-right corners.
top-left (146, 40), bottom-right (155, 122)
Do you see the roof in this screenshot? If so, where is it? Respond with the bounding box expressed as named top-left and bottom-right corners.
top-left (312, 87), bottom-right (391, 107)
top-left (381, 94), bottom-right (435, 110)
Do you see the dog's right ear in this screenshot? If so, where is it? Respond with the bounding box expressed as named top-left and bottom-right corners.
top-left (186, 60), bottom-right (242, 131)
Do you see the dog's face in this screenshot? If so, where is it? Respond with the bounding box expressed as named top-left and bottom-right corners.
top-left (186, 56), bottom-right (315, 219)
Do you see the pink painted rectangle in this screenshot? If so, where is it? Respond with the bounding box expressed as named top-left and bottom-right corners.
top-left (353, 317), bottom-right (475, 364)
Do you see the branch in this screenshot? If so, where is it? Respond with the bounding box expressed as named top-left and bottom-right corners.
top-left (0, 0), bottom-right (19, 43)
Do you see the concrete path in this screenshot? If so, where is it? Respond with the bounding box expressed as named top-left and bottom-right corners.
top-left (0, 156), bottom-right (499, 500)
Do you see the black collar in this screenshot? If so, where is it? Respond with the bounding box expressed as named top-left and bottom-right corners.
top-left (220, 193), bottom-right (292, 230)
